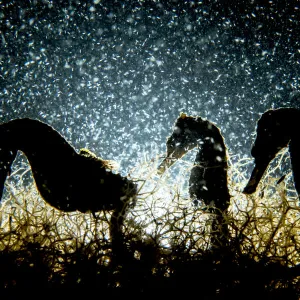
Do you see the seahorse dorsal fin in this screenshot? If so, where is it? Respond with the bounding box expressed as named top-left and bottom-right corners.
top-left (79, 148), bottom-right (119, 171)
top-left (179, 112), bottom-right (187, 119)
top-left (79, 148), bottom-right (98, 158)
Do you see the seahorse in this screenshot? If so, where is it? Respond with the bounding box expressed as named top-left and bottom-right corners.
top-left (0, 118), bottom-right (137, 254)
top-left (244, 108), bottom-right (300, 197)
top-left (158, 113), bottom-right (231, 247)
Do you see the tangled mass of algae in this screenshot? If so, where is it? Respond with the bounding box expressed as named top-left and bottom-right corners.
top-left (0, 147), bottom-right (299, 296)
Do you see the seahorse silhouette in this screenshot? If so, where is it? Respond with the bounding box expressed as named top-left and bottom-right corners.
top-left (158, 113), bottom-right (230, 246)
top-left (0, 118), bottom-right (137, 249)
top-left (244, 108), bottom-right (300, 196)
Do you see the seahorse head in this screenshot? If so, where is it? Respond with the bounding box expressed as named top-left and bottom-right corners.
top-left (158, 113), bottom-right (205, 174)
top-left (244, 108), bottom-right (298, 194)
top-left (251, 109), bottom-right (294, 164)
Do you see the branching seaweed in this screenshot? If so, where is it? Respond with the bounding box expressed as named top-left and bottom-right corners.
top-left (0, 152), bottom-right (299, 297)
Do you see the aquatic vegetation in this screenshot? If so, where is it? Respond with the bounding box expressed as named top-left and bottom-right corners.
top-left (0, 152), bottom-right (299, 297)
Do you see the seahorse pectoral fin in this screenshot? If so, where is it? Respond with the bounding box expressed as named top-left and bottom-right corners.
top-left (243, 161), bottom-right (269, 194)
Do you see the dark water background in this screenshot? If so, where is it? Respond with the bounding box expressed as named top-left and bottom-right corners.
top-left (1, 0), bottom-right (300, 176)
